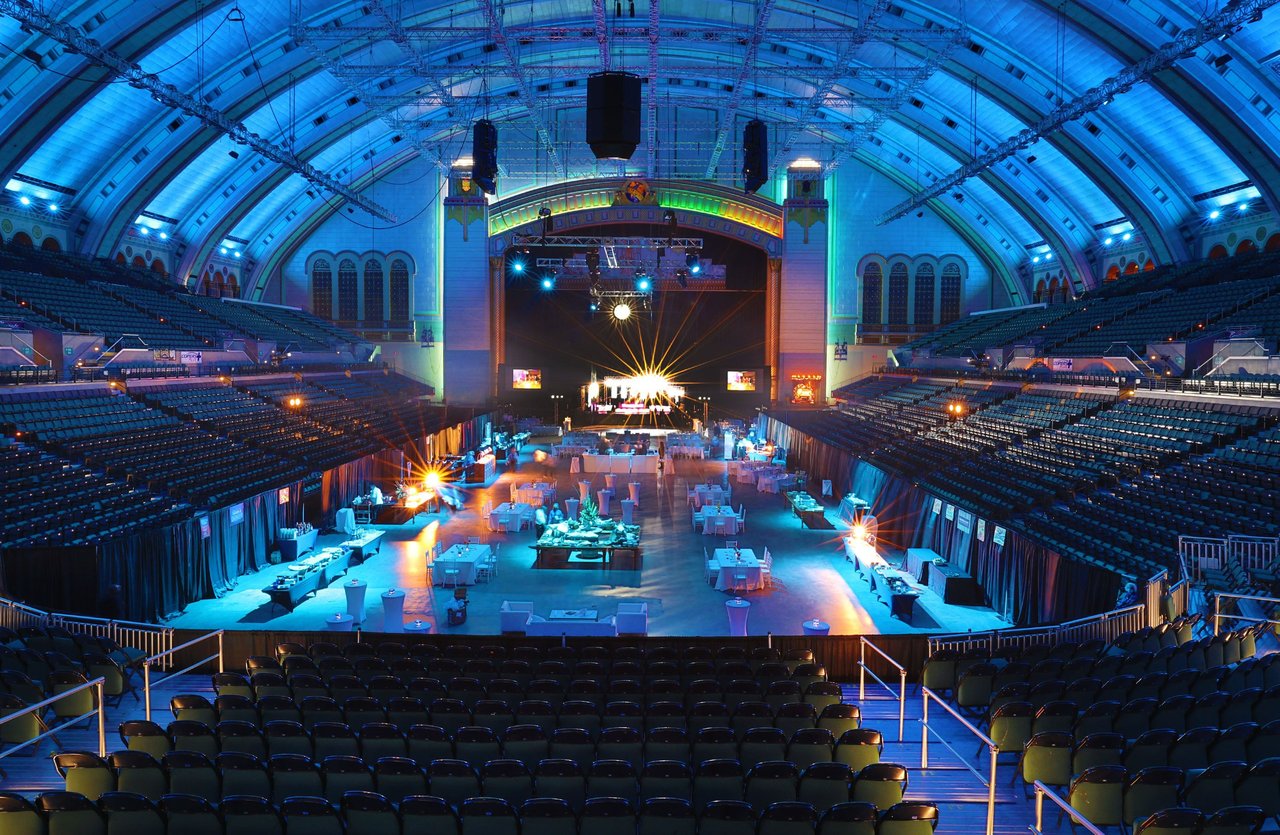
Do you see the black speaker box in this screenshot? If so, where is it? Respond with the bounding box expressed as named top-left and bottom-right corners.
top-left (743, 118), bottom-right (768, 194)
top-left (472, 119), bottom-right (498, 194)
top-left (586, 72), bottom-right (642, 160)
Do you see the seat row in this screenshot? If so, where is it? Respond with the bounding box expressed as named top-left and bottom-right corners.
top-left (57, 750), bottom-right (912, 813)
top-left (120, 718), bottom-right (885, 771)
top-left (1004, 713), bottom-right (1280, 775)
top-left (210, 674), bottom-right (841, 710)
top-left (0, 790), bottom-right (939, 835)
top-left (263, 642), bottom-right (819, 674)
top-left (1064, 762), bottom-right (1275, 833)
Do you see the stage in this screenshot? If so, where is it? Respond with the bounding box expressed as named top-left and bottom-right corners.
top-left (163, 439), bottom-right (1012, 637)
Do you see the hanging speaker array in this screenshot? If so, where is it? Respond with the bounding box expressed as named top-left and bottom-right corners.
top-left (742, 118), bottom-right (769, 195)
top-left (586, 71), bottom-right (642, 160)
top-left (471, 119), bottom-right (499, 195)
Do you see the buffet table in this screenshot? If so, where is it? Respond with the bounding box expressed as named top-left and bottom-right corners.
top-left (277, 528), bottom-right (318, 562)
top-left (581, 452), bottom-right (661, 473)
top-left (340, 530), bottom-right (385, 562)
top-left (785, 491), bottom-right (833, 529)
top-left (466, 454), bottom-right (497, 483)
top-left (263, 546), bottom-right (352, 612)
top-left (928, 563), bottom-right (984, 606)
top-left (532, 519), bottom-right (642, 569)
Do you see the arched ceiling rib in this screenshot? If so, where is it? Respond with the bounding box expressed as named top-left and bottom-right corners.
top-left (1, 0), bottom-right (1278, 295)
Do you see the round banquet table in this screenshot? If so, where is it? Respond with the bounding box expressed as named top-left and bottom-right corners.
top-left (725, 598), bottom-right (751, 637)
top-left (344, 579), bottom-right (367, 624)
top-left (325, 613), bottom-right (354, 632)
top-left (382, 589), bottom-right (405, 632)
top-left (802, 619), bottom-right (831, 636)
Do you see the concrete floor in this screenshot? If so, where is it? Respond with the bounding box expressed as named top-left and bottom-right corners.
top-left (166, 444), bottom-right (1013, 637)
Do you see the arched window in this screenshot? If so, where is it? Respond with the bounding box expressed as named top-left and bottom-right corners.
top-left (1124, 261), bottom-right (1139, 275)
top-left (1266, 234), bottom-right (1280, 253)
top-left (1105, 264), bottom-right (1121, 281)
top-left (1047, 277), bottom-right (1060, 303)
top-left (226, 275), bottom-right (240, 300)
top-left (1236, 239), bottom-right (1257, 255)
top-left (1034, 279), bottom-right (1047, 303)
top-left (1142, 260), bottom-right (1155, 272)
top-left (1208, 244), bottom-right (1229, 259)
top-left (131, 255), bottom-right (147, 270)
top-left (40, 237), bottom-right (61, 252)
top-left (115, 252), bottom-right (127, 265)
top-left (11, 232), bottom-right (33, 248)
top-left (363, 259), bottom-right (385, 325)
top-left (861, 262), bottom-right (882, 326)
top-left (337, 259), bottom-right (359, 321)
top-left (914, 263), bottom-right (935, 325)
top-left (311, 259), bottom-right (333, 318)
top-left (887, 263), bottom-right (909, 326)
top-left (389, 259), bottom-right (411, 325)
top-left (151, 258), bottom-right (166, 276)
top-left (940, 264), bottom-right (962, 324)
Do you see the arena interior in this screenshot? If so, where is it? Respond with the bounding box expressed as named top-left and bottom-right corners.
top-left (2, 0), bottom-right (1280, 832)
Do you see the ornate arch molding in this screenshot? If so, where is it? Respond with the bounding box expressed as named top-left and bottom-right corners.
top-left (486, 179), bottom-right (784, 258)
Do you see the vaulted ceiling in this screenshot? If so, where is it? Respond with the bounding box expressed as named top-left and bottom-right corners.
top-left (2, 0), bottom-right (1278, 294)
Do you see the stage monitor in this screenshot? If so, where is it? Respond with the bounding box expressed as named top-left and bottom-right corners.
top-left (726, 370), bottom-right (757, 392)
top-left (512, 368), bottom-right (543, 390)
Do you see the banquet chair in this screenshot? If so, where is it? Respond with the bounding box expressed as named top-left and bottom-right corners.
top-left (467, 536), bottom-right (482, 545)
top-left (481, 500), bottom-right (493, 519)
top-left (713, 518), bottom-right (730, 538)
top-left (726, 541), bottom-right (739, 550)
top-left (705, 550), bottom-right (717, 585)
top-left (687, 487), bottom-right (698, 508)
top-left (441, 563), bottom-right (461, 589)
top-left (737, 505), bottom-right (746, 531)
top-left (692, 509), bottom-right (703, 532)
top-left (710, 487), bottom-right (724, 506)
top-left (731, 572), bottom-right (749, 594)
top-left (761, 549), bottom-right (773, 589)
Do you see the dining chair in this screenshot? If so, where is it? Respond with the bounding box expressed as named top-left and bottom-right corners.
top-left (737, 505), bottom-right (747, 531)
top-left (732, 573), bottom-right (749, 594)
top-left (713, 518), bottom-right (729, 538)
top-left (480, 500), bottom-right (493, 519)
top-left (725, 541), bottom-right (739, 550)
top-left (467, 536), bottom-right (482, 545)
top-left (687, 487), bottom-right (698, 508)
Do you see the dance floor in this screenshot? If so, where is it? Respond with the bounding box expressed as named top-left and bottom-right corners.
top-left (165, 444), bottom-right (1012, 636)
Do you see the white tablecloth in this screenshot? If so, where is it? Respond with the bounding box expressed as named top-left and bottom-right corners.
top-left (711, 549), bottom-right (764, 591)
top-left (335, 508), bottom-right (356, 535)
top-left (514, 484), bottom-right (554, 507)
top-left (756, 470), bottom-right (794, 494)
top-left (488, 503), bottom-right (533, 532)
top-left (582, 452), bottom-right (660, 473)
top-left (691, 484), bottom-right (730, 508)
top-left (668, 445), bottom-right (704, 458)
top-left (700, 509), bottom-right (741, 536)
top-left (552, 444), bottom-right (593, 459)
top-left (435, 544), bottom-right (490, 585)
top-left (628, 454), bottom-right (660, 473)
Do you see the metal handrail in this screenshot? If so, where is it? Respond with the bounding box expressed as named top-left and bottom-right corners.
top-left (1212, 592), bottom-right (1280, 636)
top-left (1031, 780), bottom-right (1106, 835)
top-left (142, 630), bottom-right (224, 721)
top-left (0, 594), bottom-right (175, 669)
top-left (858, 637), bottom-right (907, 741)
top-left (0, 676), bottom-right (107, 759)
top-left (920, 686), bottom-right (997, 835)
top-left (928, 603), bottom-right (1145, 654)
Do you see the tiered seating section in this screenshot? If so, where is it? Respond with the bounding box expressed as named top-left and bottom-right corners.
top-left (35, 640), bottom-right (937, 835)
top-left (898, 249), bottom-right (1280, 360)
top-left (0, 245), bottom-right (364, 354)
top-left (0, 373), bottom-right (455, 544)
top-left (922, 620), bottom-right (1277, 833)
top-left (784, 375), bottom-right (1280, 584)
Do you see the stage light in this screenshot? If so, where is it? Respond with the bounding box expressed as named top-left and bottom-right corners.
top-left (613, 302), bottom-right (632, 321)
top-left (852, 523), bottom-right (868, 541)
top-left (1122, 232), bottom-right (1132, 241)
top-left (1103, 237), bottom-right (1113, 246)
top-left (424, 470), bottom-right (442, 490)
top-left (18, 196), bottom-right (29, 206)
top-left (511, 259), bottom-right (526, 274)
top-left (635, 275), bottom-right (651, 292)
top-left (540, 275), bottom-right (556, 290)
top-left (47, 203), bottom-right (57, 213)
top-left (675, 268), bottom-right (689, 288)
top-left (1209, 210), bottom-right (1221, 220)
top-left (686, 248), bottom-right (701, 274)
top-left (159, 232), bottom-right (168, 240)
top-left (1239, 202), bottom-right (1250, 212)
top-left (139, 227), bottom-right (149, 235)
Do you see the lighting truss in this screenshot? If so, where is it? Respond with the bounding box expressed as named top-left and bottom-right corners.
top-left (0, 0), bottom-right (396, 222)
top-left (876, 0), bottom-right (1280, 225)
top-left (513, 235), bottom-right (704, 249)
top-left (702, 0), bottom-right (779, 178)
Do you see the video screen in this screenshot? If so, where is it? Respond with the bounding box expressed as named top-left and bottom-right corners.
top-left (512, 368), bottom-right (542, 390)
top-left (727, 370), bottom-right (757, 392)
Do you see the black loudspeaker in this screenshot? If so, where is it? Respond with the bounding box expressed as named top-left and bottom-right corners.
top-left (471, 119), bottom-right (498, 194)
top-left (742, 118), bottom-right (768, 195)
top-left (586, 72), bottom-right (642, 160)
